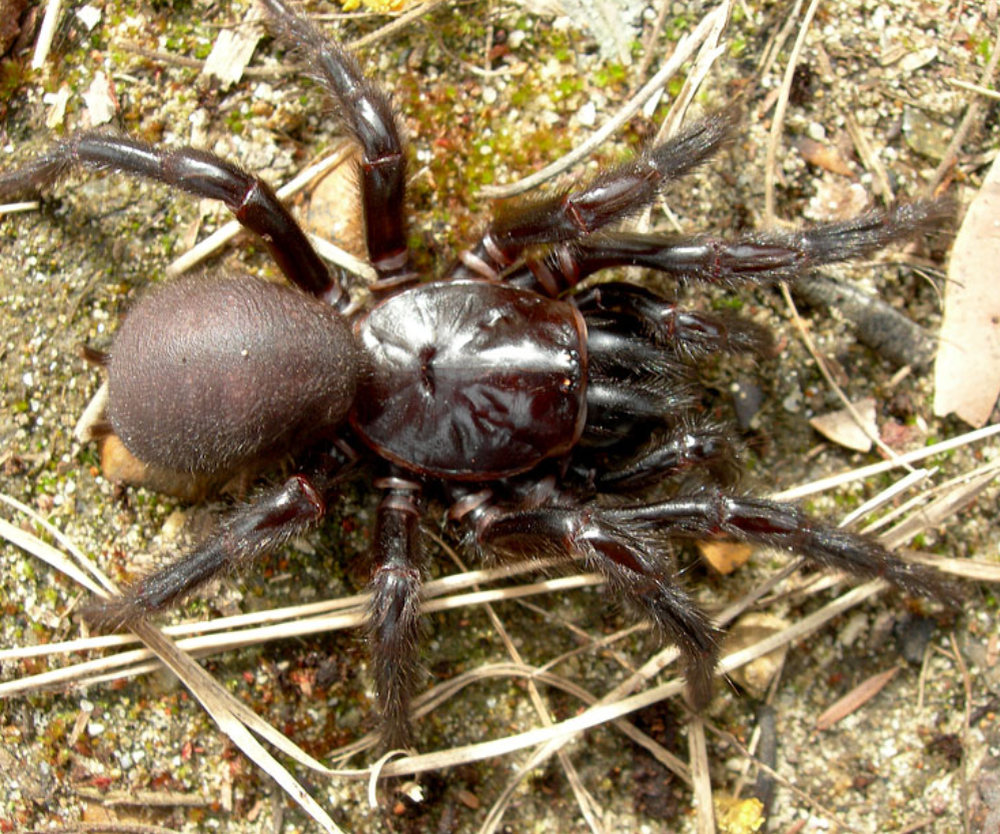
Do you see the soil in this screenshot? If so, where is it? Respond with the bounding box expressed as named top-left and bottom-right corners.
top-left (1, 1), bottom-right (998, 833)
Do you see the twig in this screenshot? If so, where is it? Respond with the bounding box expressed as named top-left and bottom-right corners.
top-left (791, 271), bottom-right (938, 370)
top-left (928, 26), bottom-right (1000, 194)
top-left (780, 284), bottom-right (912, 467)
top-left (756, 0), bottom-right (803, 80)
top-left (366, 581), bottom-right (890, 779)
top-left (950, 631), bottom-right (973, 834)
top-left (119, 0), bottom-right (446, 74)
top-left (652, 0), bottom-right (732, 143)
top-left (946, 77), bottom-right (1000, 102)
top-left (844, 111), bottom-right (894, 201)
top-left (433, 536), bottom-right (605, 834)
top-left (703, 720), bottom-right (863, 834)
top-left (0, 200), bottom-right (40, 215)
top-left (23, 825), bottom-right (182, 834)
top-left (165, 142), bottom-right (355, 277)
top-left (763, 0), bottom-right (821, 222)
top-left (348, 0), bottom-right (449, 51)
top-left (690, 715), bottom-right (717, 834)
top-left (635, 0), bottom-right (673, 84)
top-left (479, 4), bottom-right (725, 200)
top-left (0, 573), bottom-right (605, 696)
top-left (31, 0), bottom-right (61, 69)
top-left (772, 422), bottom-right (1000, 501)
top-left (75, 788), bottom-right (213, 807)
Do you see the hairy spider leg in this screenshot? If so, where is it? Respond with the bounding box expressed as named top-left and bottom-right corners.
top-left (450, 107), bottom-right (741, 288)
top-left (455, 493), bottom-right (720, 707)
top-left (564, 287), bottom-right (753, 490)
top-left (505, 200), bottom-right (954, 485)
top-left (0, 131), bottom-right (345, 306)
top-left (605, 492), bottom-right (954, 602)
top-left (367, 476), bottom-right (427, 749)
top-left (85, 447), bottom-right (358, 628)
top-left (261, 0), bottom-right (411, 289)
top-left (458, 488), bottom-right (954, 707)
top-left (571, 419), bottom-right (742, 493)
top-left (86, 475), bottom-right (326, 627)
top-left (508, 198), bottom-right (955, 296)
top-left (573, 282), bottom-right (773, 360)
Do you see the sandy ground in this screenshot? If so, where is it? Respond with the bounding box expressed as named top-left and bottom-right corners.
top-left (1, 1), bottom-right (998, 833)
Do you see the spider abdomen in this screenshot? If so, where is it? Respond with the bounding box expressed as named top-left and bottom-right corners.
top-left (350, 280), bottom-right (588, 479)
top-left (108, 274), bottom-right (360, 475)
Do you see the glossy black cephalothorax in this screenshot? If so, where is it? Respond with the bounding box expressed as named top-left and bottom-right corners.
top-left (0, 0), bottom-right (954, 749)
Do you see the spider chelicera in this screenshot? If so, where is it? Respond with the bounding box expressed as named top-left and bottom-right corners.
top-left (0, 0), bottom-right (954, 750)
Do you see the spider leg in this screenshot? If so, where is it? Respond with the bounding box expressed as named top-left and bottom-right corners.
top-left (366, 476), bottom-right (426, 750)
top-left (506, 198), bottom-right (954, 295)
top-left (573, 281), bottom-right (773, 359)
top-left (454, 493), bottom-right (719, 706)
top-left (603, 491), bottom-right (954, 601)
top-left (85, 442), bottom-right (357, 628)
top-left (574, 421), bottom-right (741, 493)
top-left (570, 302), bottom-right (746, 486)
top-left (577, 307), bottom-right (704, 449)
top-left (575, 282), bottom-right (773, 359)
top-left (85, 473), bottom-right (329, 628)
top-left (458, 486), bottom-right (954, 705)
top-left (582, 370), bottom-right (695, 448)
top-left (449, 107), bottom-right (740, 287)
top-left (261, 0), bottom-right (411, 289)
top-left (0, 131), bottom-right (344, 305)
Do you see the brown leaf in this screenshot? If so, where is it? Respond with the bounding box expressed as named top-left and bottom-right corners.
top-left (815, 666), bottom-right (899, 730)
top-left (934, 156), bottom-right (1000, 425)
top-left (722, 613), bottom-right (790, 698)
top-left (697, 540), bottom-right (754, 574)
top-left (809, 397), bottom-right (877, 452)
top-left (796, 137), bottom-right (855, 176)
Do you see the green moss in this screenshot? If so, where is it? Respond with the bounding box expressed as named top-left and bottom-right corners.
top-left (510, 84), bottom-right (533, 108)
top-left (159, 232), bottom-right (176, 256)
top-left (593, 63), bottom-right (627, 89)
top-left (970, 35), bottom-right (993, 64)
top-left (667, 75), bottom-right (686, 97)
top-left (225, 109), bottom-right (246, 136)
top-left (554, 75), bottom-right (583, 100)
top-left (0, 58), bottom-right (26, 105)
top-left (664, 15), bottom-right (691, 42)
top-left (548, 30), bottom-right (572, 63)
top-left (713, 295), bottom-right (745, 311)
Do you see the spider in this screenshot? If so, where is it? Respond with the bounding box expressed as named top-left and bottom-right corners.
top-left (0, 0), bottom-right (954, 752)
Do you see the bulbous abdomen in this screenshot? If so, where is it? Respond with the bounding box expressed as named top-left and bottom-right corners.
top-left (108, 274), bottom-right (359, 475)
top-left (351, 280), bottom-right (588, 479)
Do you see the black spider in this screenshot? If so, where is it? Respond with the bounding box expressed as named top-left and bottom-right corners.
top-left (0, 0), bottom-right (954, 751)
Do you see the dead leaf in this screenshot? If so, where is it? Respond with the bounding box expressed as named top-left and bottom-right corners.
top-left (722, 613), bottom-right (790, 699)
top-left (809, 397), bottom-right (877, 452)
top-left (82, 71), bottom-right (116, 126)
top-left (796, 137), bottom-right (855, 177)
top-left (697, 540), bottom-right (753, 574)
top-left (300, 148), bottom-right (364, 255)
top-left (202, 7), bottom-right (264, 90)
top-left (934, 156), bottom-right (1000, 426)
top-left (816, 666), bottom-right (899, 730)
